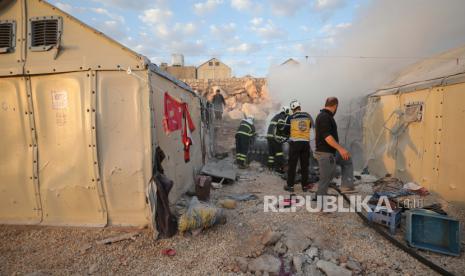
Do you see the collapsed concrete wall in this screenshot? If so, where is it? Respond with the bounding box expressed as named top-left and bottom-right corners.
top-left (183, 77), bottom-right (276, 120)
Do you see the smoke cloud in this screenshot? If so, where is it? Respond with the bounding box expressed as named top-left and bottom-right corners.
top-left (267, 0), bottom-right (465, 118)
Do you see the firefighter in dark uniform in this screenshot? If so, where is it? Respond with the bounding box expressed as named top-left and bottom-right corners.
top-left (235, 116), bottom-right (256, 168)
top-left (283, 100), bottom-right (313, 192)
top-left (266, 106), bottom-right (290, 172)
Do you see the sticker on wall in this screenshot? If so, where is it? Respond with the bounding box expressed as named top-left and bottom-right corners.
top-left (51, 90), bottom-right (68, 110)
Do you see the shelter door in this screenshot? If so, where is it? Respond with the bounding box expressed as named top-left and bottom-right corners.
top-left (30, 72), bottom-right (106, 226)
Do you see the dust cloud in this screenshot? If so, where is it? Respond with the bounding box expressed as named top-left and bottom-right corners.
top-left (267, 0), bottom-right (465, 118)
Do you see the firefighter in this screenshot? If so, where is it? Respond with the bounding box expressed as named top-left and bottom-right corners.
top-left (283, 100), bottom-right (313, 192)
top-left (235, 116), bottom-right (256, 168)
top-left (266, 106), bottom-right (290, 173)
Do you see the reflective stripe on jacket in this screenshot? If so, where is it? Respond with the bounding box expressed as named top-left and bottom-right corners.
top-left (236, 119), bottom-right (255, 137)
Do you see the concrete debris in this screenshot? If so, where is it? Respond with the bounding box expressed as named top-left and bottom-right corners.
top-left (96, 232), bottom-right (141, 245)
top-left (235, 257), bottom-right (249, 273)
top-left (304, 263), bottom-right (324, 276)
top-left (273, 241), bottom-right (288, 255)
top-left (316, 260), bottom-right (352, 276)
top-left (211, 182), bottom-right (223, 189)
top-left (226, 109), bottom-right (245, 120)
top-left (321, 249), bottom-right (339, 264)
top-left (283, 232), bottom-right (312, 254)
top-left (260, 230), bottom-right (282, 246)
top-left (241, 103), bottom-right (267, 120)
top-left (346, 259), bottom-right (362, 273)
top-left (293, 255), bottom-right (304, 274)
top-left (247, 254), bottom-right (281, 273)
top-left (305, 246), bottom-right (319, 261)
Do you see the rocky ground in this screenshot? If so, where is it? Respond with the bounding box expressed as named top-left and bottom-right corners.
top-left (1, 118), bottom-right (464, 275)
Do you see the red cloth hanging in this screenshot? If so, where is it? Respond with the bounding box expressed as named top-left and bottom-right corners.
top-left (163, 92), bottom-right (196, 162)
top-left (164, 92), bottom-right (195, 133)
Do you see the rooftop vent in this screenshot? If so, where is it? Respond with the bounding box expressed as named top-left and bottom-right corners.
top-left (29, 16), bottom-right (62, 51)
top-left (0, 20), bottom-right (16, 53)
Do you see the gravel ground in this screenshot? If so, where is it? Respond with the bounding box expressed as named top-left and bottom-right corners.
top-left (1, 119), bottom-right (464, 275)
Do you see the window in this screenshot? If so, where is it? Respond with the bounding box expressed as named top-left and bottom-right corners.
top-left (28, 16), bottom-right (62, 51)
top-left (215, 62), bottom-right (219, 66)
top-left (0, 20), bottom-right (15, 53)
top-left (208, 61), bottom-right (213, 66)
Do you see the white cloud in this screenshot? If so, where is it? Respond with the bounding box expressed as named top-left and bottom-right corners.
top-left (194, 0), bottom-right (223, 15)
top-left (250, 19), bottom-right (286, 40)
top-left (227, 42), bottom-right (261, 54)
top-left (231, 0), bottom-right (251, 10)
top-left (91, 7), bottom-right (125, 24)
top-left (300, 25), bottom-right (311, 32)
top-left (230, 0), bottom-right (262, 12)
top-left (269, 0), bottom-right (307, 16)
top-left (319, 22), bottom-right (351, 36)
top-left (313, 0), bottom-right (346, 11)
top-left (93, 0), bottom-right (155, 10)
top-left (250, 17), bottom-right (263, 26)
top-left (210, 23), bottom-right (236, 39)
top-left (139, 8), bottom-right (173, 25)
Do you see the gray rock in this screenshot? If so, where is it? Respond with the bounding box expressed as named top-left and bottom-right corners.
top-left (248, 254), bottom-right (281, 273)
top-left (346, 259), bottom-right (362, 273)
top-left (235, 257), bottom-right (249, 272)
top-left (321, 250), bottom-right (339, 263)
top-left (316, 260), bottom-right (352, 276)
top-left (284, 232), bottom-right (311, 253)
top-left (261, 230), bottom-right (281, 246)
top-left (305, 247), bottom-right (319, 260)
top-left (293, 255), bottom-right (303, 274)
top-left (273, 241), bottom-right (287, 255)
top-left (304, 263), bottom-right (324, 276)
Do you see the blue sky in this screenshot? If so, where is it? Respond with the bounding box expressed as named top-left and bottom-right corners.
top-left (50, 0), bottom-right (366, 77)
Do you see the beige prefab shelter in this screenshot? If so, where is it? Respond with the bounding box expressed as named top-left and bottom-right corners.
top-left (363, 45), bottom-right (465, 205)
top-left (0, 0), bottom-right (208, 226)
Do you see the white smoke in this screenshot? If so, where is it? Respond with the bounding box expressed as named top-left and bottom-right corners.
top-left (267, 0), bottom-right (465, 118)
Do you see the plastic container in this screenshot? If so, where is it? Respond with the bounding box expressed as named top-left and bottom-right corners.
top-left (367, 204), bottom-right (402, 234)
top-left (405, 209), bottom-right (461, 256)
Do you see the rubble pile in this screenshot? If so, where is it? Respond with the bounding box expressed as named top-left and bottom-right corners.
top-left (230, 228), bottom-right (363, 275)
top-left (183, 77), bottom-right (276, 120)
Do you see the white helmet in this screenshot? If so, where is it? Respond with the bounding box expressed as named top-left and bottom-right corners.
top-left (281, 105), bottom-right (290, 114)
top-left (245, 115), bottom-right (254, 124)
top-left (290, 100), bottom-right (301, 111)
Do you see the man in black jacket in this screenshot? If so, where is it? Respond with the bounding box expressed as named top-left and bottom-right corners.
top-left (211, 89), bottom-right (226, 120)
top-left (315, 97), bottom-right (355, 196)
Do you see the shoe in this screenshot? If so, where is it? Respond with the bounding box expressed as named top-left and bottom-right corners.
top-left (283, 185), bottom-right (294, 192)
top-left (340, 187), bottom-right (357, 194)
top-left (302, 183), bottom-right (315, 192)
